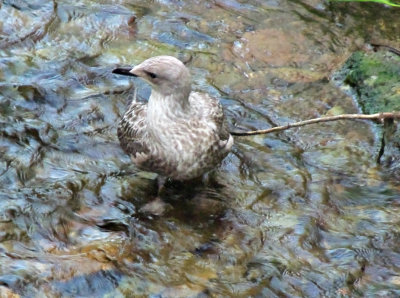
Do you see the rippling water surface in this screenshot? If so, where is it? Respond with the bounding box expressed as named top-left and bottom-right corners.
top-left (1, 0), bottom-right (400, 296)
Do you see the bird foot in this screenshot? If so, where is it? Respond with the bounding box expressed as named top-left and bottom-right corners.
top-left (139, 197), bottom-right (171, 216)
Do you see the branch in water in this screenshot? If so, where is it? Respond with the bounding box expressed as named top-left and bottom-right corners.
top-left (231, 112), bottom-right (400, 136)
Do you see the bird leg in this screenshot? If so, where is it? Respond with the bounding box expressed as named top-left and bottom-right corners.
top-left (138, 175), bottom-right (170, 216)
top-left (156, 175), bottom-right (167, 195)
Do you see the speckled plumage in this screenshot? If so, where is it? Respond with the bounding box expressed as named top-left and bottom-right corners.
top-left (114, 56), bottom-right (233, 180)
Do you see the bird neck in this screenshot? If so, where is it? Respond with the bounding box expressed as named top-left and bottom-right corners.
top-left (148, 88), bottom-right (190, 114)
top-left (146, 89), bottom-right (191, 140)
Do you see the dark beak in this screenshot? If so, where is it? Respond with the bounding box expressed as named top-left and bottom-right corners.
top-left (112, 68), bottom-right (137, 77)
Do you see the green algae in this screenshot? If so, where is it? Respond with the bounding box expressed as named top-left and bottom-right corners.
top-left (343, 51), bottom-right (400, 114)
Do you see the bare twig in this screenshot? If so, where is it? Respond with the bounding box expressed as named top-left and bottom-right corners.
top-left (371, 43), bottom-right (400, 56)
top-left (231, 112), bottom-right (400, 136)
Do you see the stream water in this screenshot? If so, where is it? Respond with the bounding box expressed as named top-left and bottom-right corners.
top-left (1, 0), bottom-right (400, 296)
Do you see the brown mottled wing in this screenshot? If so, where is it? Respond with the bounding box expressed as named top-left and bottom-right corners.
top-left (215, 101), bottom-right (231, 142)
top-left (190, 92), bottom-right (231, 142)
top-left (117, 102), bottom-right (150, 158)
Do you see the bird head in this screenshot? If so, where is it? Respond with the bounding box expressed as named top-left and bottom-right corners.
top-left (113, 56), bottom-right (192, 99)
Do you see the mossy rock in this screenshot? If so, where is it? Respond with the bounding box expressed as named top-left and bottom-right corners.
top-left (337, 50), bottom-right (400, 170)
top-left (342, 51), bottom-right (400, 114)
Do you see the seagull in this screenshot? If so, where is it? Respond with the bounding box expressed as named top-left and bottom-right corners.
top-left (112, 56), bottom-right (233, 181)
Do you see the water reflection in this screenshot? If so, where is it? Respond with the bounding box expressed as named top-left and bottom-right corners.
top-left (1, 0), bottom-right (400, 296)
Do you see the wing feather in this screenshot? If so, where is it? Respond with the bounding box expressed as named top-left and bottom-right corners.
top-left (189, 92), bottom-right (232, 152)
top-left (117, 102), bottom-right (150, 160)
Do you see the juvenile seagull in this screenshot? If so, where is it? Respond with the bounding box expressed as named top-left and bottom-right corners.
top-left (113, 56), bottom-right (233, 181)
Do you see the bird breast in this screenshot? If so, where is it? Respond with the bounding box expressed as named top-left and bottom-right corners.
top-left (146, 93), bottom-right (216, 163)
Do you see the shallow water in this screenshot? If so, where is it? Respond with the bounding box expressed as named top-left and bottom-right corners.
top-left (1, 0), bottom-right (400, 296)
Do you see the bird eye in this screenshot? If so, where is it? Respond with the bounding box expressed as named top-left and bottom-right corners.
top-left (145, 71), bottom-right (157, 79)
